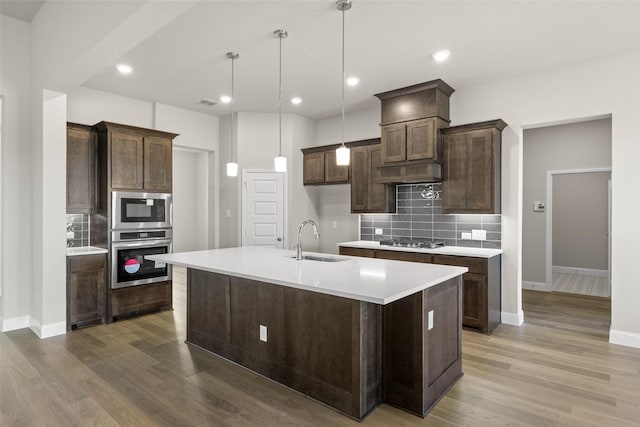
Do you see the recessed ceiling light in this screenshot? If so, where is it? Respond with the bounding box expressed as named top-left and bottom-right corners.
top-left (346, 76), bottom-right (360, 86)
top-left (290, 97), bottom-right (302, 105)
top-left (432, 50), bottom-right (451, 62)
top-left (220, 95), bottom-right (231, 104)
top-left (116, 63), bottom-right (133, 74)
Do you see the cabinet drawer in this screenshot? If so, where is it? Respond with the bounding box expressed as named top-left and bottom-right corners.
top-left (339, 246), bottom-right (375, 258)
top-left (432, 255), bottom-right (486, 274)
top-left (69, 254), bottom-right (106, 273)
top-left (375, 250), bottom-right (432, 264)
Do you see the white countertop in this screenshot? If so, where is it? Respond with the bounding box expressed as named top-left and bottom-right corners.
top-left (338, 240), bottom-right (502, 258)
top-left (66, 246), bottom-right (108, 256)
top-left (146, 246), bottom-right (467, 305)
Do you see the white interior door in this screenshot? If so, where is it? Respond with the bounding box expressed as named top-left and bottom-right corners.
top-left (242, 171), bottom-right (285, 249)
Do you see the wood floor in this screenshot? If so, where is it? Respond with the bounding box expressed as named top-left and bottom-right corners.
top-left (2, 270), bottom-right (639, 426)
top-left (553, 272), bottom-right (610, 298)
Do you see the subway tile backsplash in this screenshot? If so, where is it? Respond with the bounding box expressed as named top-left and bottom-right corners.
top-left (360, 183), bottom-right (501, 249)
top-left (66, 213), bottom-right (89, 248)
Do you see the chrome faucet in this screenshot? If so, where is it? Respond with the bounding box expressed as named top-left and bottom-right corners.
top-left (296, 219), bottom-right (320, 260)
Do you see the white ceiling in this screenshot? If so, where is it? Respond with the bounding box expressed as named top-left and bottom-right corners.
top-left (0, 0), bottom-right (45, 23)
top-left (8, 1), bottom-right (640, 120)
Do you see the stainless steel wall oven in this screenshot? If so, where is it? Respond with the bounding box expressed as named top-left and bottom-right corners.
top-left (110, 229), bottom-right (172, 289)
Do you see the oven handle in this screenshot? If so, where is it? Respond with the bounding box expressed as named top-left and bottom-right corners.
top-left (111, 239), bottom-right (173, 250)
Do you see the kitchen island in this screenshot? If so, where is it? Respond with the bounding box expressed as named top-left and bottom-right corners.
top-left (147, 246), bottom-right (467, 420)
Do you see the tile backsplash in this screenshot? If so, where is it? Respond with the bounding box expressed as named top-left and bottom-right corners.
top-left (360, 183), bottom-right (501, 249)
top-left (66, 213), bottom-right (89, 248)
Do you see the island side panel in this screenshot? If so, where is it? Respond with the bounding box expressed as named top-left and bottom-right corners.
top-left (383, 276), bottom-right (463, 417)
top-left (185, 268), bottom-right (382, 420)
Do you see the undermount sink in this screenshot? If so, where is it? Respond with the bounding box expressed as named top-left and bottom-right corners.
top-left (287, 254), bottom-right (348, 263)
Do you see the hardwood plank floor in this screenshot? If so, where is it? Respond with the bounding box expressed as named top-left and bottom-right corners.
top-left (1, 270), bottom-right (638, 426)
top-left (553, 272), bottom-right (610, 298)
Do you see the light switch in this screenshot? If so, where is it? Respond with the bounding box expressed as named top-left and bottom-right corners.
top-left (533, 201), bottom-right (545, 212)
top-left (259, 325), bottom-right (267, 342)
top-left (332, 221), bottom-right (337, 229)
top-left (225, 209), bottom-right (231, 218)
top-left (428, 310), bottom-right (434, 330)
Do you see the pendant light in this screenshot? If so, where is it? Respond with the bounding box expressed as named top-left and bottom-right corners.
top-left (274, 29), bottom-right (288, 173)
top-left (226, 51), bottom-right (239, 177)
top-left (335, 0), bottom-right (352, 166)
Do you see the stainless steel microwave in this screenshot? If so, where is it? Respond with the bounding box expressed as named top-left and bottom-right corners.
top-left (112, 191), bottom-right (172, 230)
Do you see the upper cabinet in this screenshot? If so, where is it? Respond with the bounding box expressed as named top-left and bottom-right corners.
top-left (350, 141), bottom-right (395, 214)
top-left (95, 122), bottom-right (178, 193)
top-left (302, 146), bottom-right (349, 185)
top-left (441, 120), bottom-right (507, 214)
top-left (375, 80), bottom-right (454, 167)
top-left (67, 123), bottom-right (97, 214)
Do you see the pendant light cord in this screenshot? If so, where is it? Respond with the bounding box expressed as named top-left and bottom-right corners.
top-left (278, 33), bottom-right (283, 157)
top-left (341, 6), bottom-right (345, 147)
top-left (230, 55), bottom-right (235, 163)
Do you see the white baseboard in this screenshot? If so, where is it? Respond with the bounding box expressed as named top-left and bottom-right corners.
top-left (29, 320), bottom-right (67, 339)
top-left (1, 315), bottom-right (30, 332)
top-left (522, 281), bottom-right (551, 292)
top-left (609, 329), bottom-right (640, 349)
top-left (553, 265), bottom-right (608, 277)
top-left (501, 310), bottom-right (524, 326)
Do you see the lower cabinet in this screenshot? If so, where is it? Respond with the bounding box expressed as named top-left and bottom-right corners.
top-left (338, 246), bottom-right (501, 334)
top-left (110, 281), bottom-right (172, 321)
top-left (67, 254), bottom-right (106, 329)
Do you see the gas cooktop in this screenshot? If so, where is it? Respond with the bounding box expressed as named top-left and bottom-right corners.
top-left (379, 238), bottom-right (446, 249)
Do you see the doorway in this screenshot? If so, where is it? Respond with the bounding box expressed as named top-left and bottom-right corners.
top-left (546, 169), bottom-right (611, 297)
top-left (241, 170), bottom-right (286, 249)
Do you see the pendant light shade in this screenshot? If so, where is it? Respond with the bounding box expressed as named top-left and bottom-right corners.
top-left (335, 0), bottom-right (351, 166)
top-left (225, 51), bottom-right (239, 177)
top-left (274, 29), bottom-right (288, 173)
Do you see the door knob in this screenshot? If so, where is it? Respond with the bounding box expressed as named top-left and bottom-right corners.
top-left (277, 237), bottom-right (282, 241)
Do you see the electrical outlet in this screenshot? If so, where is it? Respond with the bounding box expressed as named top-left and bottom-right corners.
top-left (461, 232), bottom-right (472, 240)
top-left (375, 228), bottom-right (383, 235)
top-left (259, 325), bottom-right (267, 342)
top-left (472, 229), bottom-right (487, 241)
top-left (428, 310), bottom-right (434, 330)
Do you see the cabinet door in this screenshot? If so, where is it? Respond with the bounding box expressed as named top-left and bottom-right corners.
top-left (67, 127), bottom-right (97, 213)
top-left (461, 273), bottom-right (487, 330)
top-left (303, 152), bottom-right (325, 185)
top-left (381, 123), bottom-right (406, 163)
top-left (442, 133), bottom-right (468, 211)
top-left (466, 129), bottom-right (494, 211)
top-left (324, 150), bottom-right (349, 183)
top-left (368, 146), bottom-right (393, 212)
top-left (350, 146), bottom-right (369, 212)
top-left (143, 136), bottom-right (172, 192)
top-left (111, 131), bottom-right (143, 190)
top-left (68, 255), bottom-right (106, 328)
top-left (406, 118), bottom-right (437, 161)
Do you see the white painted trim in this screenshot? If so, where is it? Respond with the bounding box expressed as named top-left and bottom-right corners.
top-left (552, 266), bottom-right (608, 277)
top-left (609, 329), bottom-right (640, 349)
top-left (1, 315), bottom-right (30, 332)
top-left (34, 321), bottom-right (67, 339)
top-left (501, 310), bottom-right (524, 326)
top-left (545, 167), bottom-right (612, 291)
top-left (522, 281), bottom-right (551, 292)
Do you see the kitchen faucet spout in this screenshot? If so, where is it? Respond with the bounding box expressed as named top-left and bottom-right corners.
top-left (296, 220), bottom-right (319, 260)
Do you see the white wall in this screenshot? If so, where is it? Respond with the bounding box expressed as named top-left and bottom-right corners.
top-left (553, 172), bottom-right (610, 271)
top-left (172, 149), bottom-right (208, 252)
top-left (523, 119), bottom-right (612, 283)
top-left (0, 16), bottom-right (33, 331)
top-left (315, 49), bottom-right (640, 347)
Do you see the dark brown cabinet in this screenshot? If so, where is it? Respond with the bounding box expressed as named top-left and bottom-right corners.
top-left (110, 281), bottom-right (172, 321)
top-left (67, 123), bottom-right (97, 213)
top-left (381, 117), bottom-right (444, 164)
top-left (441, 120), bottom-right (507, 214)
top-left (96, 122), bottom-right (177, 193)
top-left (302, 148), bottom-right (349, 185)
top-left (350, 143), bottom-right (395, 213)
top-left (339, 246), bottom-right (501, 334)
top-left (67, 254), bottom-right (106, 329)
